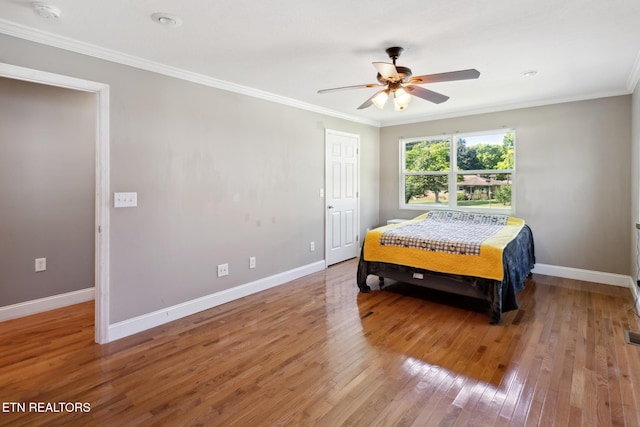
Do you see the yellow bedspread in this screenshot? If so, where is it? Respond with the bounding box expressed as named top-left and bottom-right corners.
top-left (363, 212), bottom-right (525, 281)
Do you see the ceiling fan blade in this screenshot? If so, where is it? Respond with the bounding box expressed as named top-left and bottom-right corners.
top-left (405, 85), bottom-right (450, 104)
top-left (357, 98), bottom-right (374, 110)
top-left (317, 83), bottom-right (384, 94)
top-left (373, 62), bottom-right (399, 81)
top-left (409, 69), bottom-right (480, 85)
top-left (357, 89), bottom-right (388, 110)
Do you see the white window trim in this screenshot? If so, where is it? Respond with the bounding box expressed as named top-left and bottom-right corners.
top-left (399, 129), bottom-right (516, 214)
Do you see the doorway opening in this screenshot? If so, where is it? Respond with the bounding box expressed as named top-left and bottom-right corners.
top-left (0, 63), bottom-right (110, 343)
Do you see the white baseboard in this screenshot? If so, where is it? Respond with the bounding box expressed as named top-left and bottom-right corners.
top-left (532, 263), bottom-right (632, 288)
top-left (0, 288), bottom-right (95, 322)
top-left (107, 260), bottom-right (326, 342)
top-left (3, 261), bottom-right (633, 338)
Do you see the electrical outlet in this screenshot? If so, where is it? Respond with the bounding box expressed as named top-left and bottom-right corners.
top-left (35, 258), bottom-right (46, 272)
top-left (249, 257), bottom-right (256, 269)
top-left (217, 263), bottom-right (229, 277)
top-left (310, 241), bottom-right (315, 252)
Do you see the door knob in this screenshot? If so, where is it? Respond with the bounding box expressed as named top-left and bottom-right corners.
top-left (327, 205), bottom-right (334, 209)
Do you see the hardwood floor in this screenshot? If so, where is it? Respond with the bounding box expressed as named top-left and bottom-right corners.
top-left (2, 259), bottom-right (640, 426)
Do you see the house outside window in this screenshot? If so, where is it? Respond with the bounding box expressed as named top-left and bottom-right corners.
top-left (400, 129), bottom-right (515, 213)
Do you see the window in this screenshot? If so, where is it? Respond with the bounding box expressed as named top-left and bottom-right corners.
top-left (400, 130), bottom-right (515, 212)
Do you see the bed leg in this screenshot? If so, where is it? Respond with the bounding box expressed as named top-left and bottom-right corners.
top-left (489, 310), bottom-right (501, 324)
top-left (488, 281), bottom-right (502, 324)
top-left (356, 257), bottom-right (371, 293)
top-left (358, 284), bottom-right (371, 293)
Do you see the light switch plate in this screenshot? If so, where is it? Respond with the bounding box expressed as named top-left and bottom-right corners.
top-left (114, 192), bottom-right (137, 208)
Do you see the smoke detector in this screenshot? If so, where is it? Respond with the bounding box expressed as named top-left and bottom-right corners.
top-left (32, 2), bottom-right (62, 19)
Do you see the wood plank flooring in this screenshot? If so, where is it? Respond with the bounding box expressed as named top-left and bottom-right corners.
top-left (2, 258), bottom-right (640, 426)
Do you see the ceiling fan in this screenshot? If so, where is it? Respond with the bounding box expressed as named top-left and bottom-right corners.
top-left (318, 47), bottom-right (480, 111)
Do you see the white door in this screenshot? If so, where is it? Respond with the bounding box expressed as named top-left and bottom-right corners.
top-left (325, 129), bottom-right (359, 266)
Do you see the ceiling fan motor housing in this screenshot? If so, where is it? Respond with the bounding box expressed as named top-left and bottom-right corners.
top-left (377, 66), bottom-right (412, 84)
top-left (385, 46), bottom-right (404, 60)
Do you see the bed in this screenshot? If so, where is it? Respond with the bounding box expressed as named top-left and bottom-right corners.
top-left (357, 210), bottom-right (535, 323)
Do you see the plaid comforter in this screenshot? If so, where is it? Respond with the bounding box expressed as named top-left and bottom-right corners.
top-left (364, 211), bottom-right (525, 281)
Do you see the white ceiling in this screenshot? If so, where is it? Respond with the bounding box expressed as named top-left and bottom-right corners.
top-left (1, 0), bottom-right (639, 126)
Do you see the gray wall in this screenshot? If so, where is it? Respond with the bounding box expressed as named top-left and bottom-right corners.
top-left (1, 31), bottom-right (634, 325)
top-left (380, 96), bottom-right (632, 275)
top-left (0, 34), bottom-right (380, 323)
top-left (0, 77), bottom-right (95, 306)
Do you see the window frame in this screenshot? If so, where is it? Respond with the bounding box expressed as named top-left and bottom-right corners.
top-left (399, 129), bottom-right (516, 214)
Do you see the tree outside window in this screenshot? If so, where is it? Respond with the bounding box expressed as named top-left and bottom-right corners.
top-left (400, 130), bottom-right (515, 212)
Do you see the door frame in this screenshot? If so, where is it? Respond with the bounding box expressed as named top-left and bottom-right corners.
top-left (0, 62), bottom-right (111, 344)
top-left (324, 129), bottom-right (360, 265)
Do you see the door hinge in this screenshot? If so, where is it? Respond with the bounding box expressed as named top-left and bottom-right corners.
top-left (98, 225), bottom-right (102, 233)
top-left (356, 234), bottom-right (359, 242)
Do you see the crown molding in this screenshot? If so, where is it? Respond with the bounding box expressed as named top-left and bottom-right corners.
top-left (0, 19), bottom-right (380, 128)
top-left (627, 48), bottom-right (640, 93)
top-left (379, 89), bottom-right (632, 127)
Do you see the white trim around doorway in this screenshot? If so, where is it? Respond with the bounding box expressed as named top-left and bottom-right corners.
top-left (0, 62), bottom-right (110, 344)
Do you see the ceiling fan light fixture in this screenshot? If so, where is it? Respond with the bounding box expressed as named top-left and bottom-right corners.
top-left (394, 87), bottom-right (412, 110)
top-left (394, 97), bottom-right (410, 111)
top-left (372, 90), bottom-right (389, 109)
top-left (316, 47), bottom-right (480, 111)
